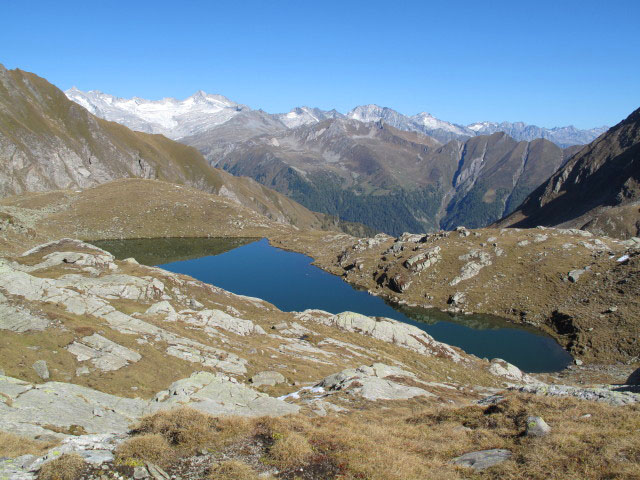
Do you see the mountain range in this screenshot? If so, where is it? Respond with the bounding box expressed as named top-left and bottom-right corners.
top-left (66, 88), bottom-right (607, 147)
top-left (4, 66), bottom-right (635, 239)
top-left (64, 88), bottom-right (607, 235)
top-left (214, 117), bottom-right (578, 234)
top-left (0, 64), bottom-right (369, 234)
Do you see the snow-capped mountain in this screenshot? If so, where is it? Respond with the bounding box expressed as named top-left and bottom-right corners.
top-left (65, 88), bottom-right (608, 147)
top-left (467, 121), bottom-right (608, 147)
top-left (347, 104), bottom-right (474, 143)
top-left (275, 106), bottom-right (344, 129)
top-left (65, 88), bottom-right (247, 139)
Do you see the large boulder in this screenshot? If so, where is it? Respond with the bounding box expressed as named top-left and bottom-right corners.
top-left (250, 371), bottom-right (286, 387)
top-left (626, 368), bottom-right (640, 385)
top-left (150, 371), bottom-right (299, 417)
top-left (317, 363), bottom-right (434, 401)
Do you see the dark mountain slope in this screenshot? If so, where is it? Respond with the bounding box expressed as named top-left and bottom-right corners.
top-left (216, 118), bottom-right (572, 235)
top-left (498, 108), bottom-right (640, 238)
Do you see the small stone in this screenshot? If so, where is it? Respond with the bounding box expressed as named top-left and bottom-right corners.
top-left (606, 306), bottom-right (618, 313)
top-left (525, 416), bottom-right (551, 437)
top-left (448, 292), bottom-right (466, 307)
top-left (76, 366), bottom-right (90, 376)
top-left (476, 394), bottom-right (505, 406)
top-left (452, 449), bottom-right (512, 470)
top-left (574, 359), bottom-right (583, 366)
top-left (32, 360), bottom-right (49, 380)
top-left (123, 257), bottom-right (139, 265)
top-left (188, 298), bottom-right (204, 310)
top-left (134, 466), bottom-right (149, 479)
top-left (568, 269), bottom-right (585, 283)
top-left (146, 462), bottom-right (170, 480)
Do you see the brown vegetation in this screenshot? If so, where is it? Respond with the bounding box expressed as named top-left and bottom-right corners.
top-left (0, 431), bottom-right (57, 458)
top-left (115, 433), bottom-right (174, 468)
top-left (208, 460), bottom-right (262, 480)
top-left (37, 453), bottom-right (87, 480)
top-left (121, 396), bottom-right (640, 480)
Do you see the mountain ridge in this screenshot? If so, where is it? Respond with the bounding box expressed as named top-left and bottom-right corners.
top-left (0, 64), bottom-right (368, 234)
top-left (215, 118), bottom-right (573, 234)
top-left (497, 106), bottom-right (640, 238)
top-left (66, 88), bottom-right (607, 147)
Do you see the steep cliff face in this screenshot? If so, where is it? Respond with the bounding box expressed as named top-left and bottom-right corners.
top-left (498, 107), bottom-right (640, 238)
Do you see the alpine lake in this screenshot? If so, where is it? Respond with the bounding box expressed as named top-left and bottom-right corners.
top-left (91, 237), bottom-right (572, 373)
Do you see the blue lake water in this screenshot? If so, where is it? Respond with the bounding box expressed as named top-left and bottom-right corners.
top-left (93, 237), bottom-right (572, 373)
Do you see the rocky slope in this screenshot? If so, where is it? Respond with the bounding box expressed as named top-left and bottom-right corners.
top-left (1, 238), bottom-right (639, 480)
top-left (0, 64), bottom-right (371, 233)
top-left (1, 178), bottom-right (638, 367)
top-left (215, 118), bottom-right (574, 234)
top-left (273, 227), bottom-right (640, 365)
top-left (498, 106), bottom-right (640, 238)
top-left (0, 179), bottom-right (638, 479)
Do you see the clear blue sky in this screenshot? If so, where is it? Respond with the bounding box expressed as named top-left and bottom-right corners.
top-left (2, 0), bottom-right (638, 128)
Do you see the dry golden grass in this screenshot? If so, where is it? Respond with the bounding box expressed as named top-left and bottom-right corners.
top-left (131, 407), bottom-right (251, 453)
top-left (115, 433), bottom-right (174, 468)
top-left (208, 460), bottom-right (261, 480)
top-left (268, 432), bottom-right (313, 468)
top-left (0, 431), bottom-right (57, 458)
top-left (37, 453), bottom-right (87, 480)
top-left (120, 394), bottom-right (640, 480)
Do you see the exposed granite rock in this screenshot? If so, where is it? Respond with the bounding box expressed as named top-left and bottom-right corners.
top-left (404, 246), bottom-right (441, 272)
top-left (0, 257), bottom-right (247, 374)
top-left (32, 361), bottom-right (49, 380)
top-left (0, 375), bottom-right (148, 435)
top-left (525, 416), bottom-right (551, 437)
top-left (26, 250), bottom-right (115, 272)
top-left (297, 310), bottom-right (463, 361)
top-left (488, 358), bottom-right (538, 384)
top-left (450, 250), bottom-right (492, 286)
top-left (144, 301), bottom-right (178, 321)
top-left (317, 363), bottom-right (434, 401)
top-left (151, 371), bottom-right (299, 416)
top-left (568, 268), bottom-right (586, 283)
top-left (389, 274), bottom-right (412, 293)
top-left (181, 309), bottom-right (266, 336)
top-left (0, 293), bottom-right (49, 332)
top-left (513, 383), bottom-right (640, 406)
top-left (66, 334), bottom-right (142, 371)
top-left (250, 371), bottom-right (286, 387)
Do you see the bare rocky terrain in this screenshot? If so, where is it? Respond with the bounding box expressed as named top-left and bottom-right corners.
top-left (1, 234), bottom-right (639, 480)
top-left (273, 226), bottom-right (640, 365)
